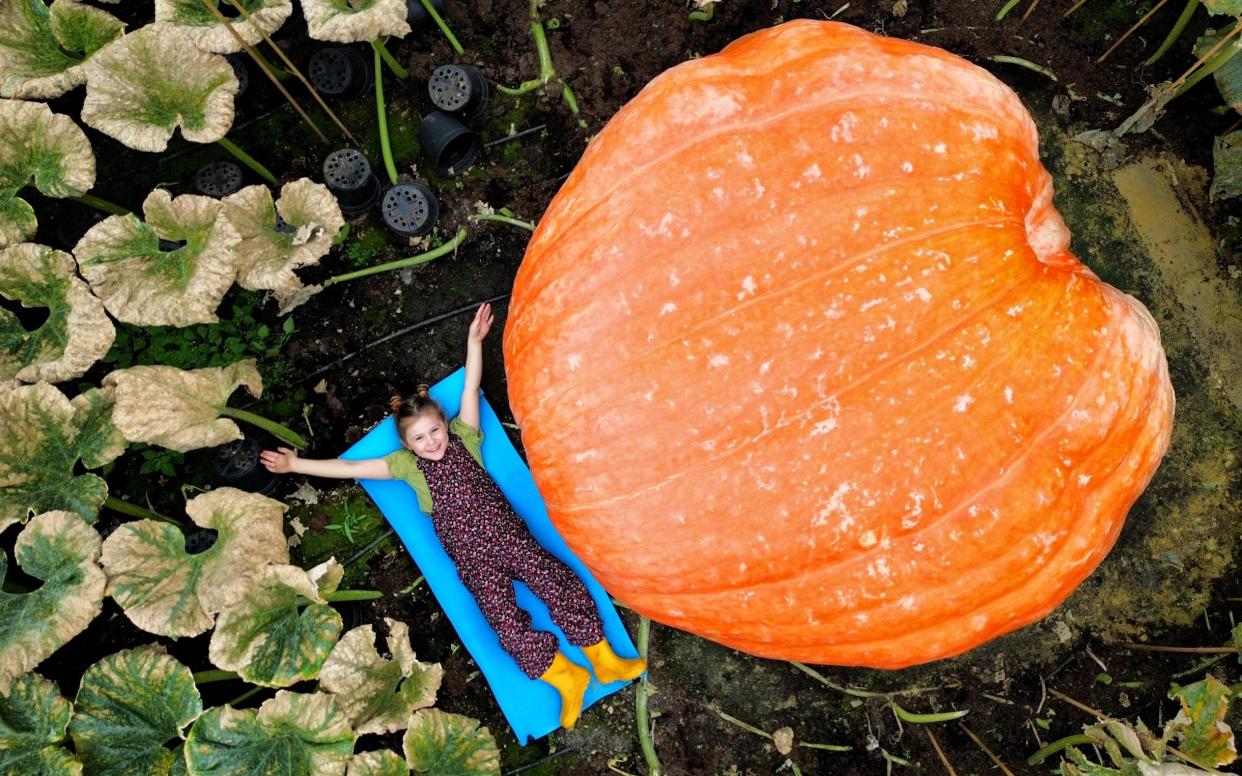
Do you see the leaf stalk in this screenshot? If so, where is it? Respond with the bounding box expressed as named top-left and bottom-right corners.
top-left (216, 138), bottom-right (279, 187)
top-left (324, 227), bottom-right (467, 286)
top-left (636, 616), bottom-right (662, 776)
top-left (218, 406), bottom-right (308, 448)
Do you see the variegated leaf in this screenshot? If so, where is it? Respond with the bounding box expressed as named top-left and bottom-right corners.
top-left (0, 673), bottom-right (80, 776)
top-left (402, 710), bottom-right (498, 776)
top-left (154, 0), bottom-right (291, 54)
top-left (0, 0), bottom-right (123, 99)
top-left (185, 692), bottom-right (353, 776)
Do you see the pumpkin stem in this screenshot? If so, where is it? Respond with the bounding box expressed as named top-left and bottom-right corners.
top-left (635, 617), bottom-right (663, 776)
top-left (494, 0), bottom-right (588, 128)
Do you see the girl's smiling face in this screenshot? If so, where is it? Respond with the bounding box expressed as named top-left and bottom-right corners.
top-left (404, 413), bottom-right (448, 460)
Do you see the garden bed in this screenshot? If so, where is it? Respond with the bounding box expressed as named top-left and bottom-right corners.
top-left (5, 0), bottom-right (1242, 772)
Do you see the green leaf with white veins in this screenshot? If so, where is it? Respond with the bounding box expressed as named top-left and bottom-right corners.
top-left (184, 691), bottom-right (353, 776)
top-left (0, 512), bottom-right (105, 694)
top-left (208, 560), bottom-right (344, 688)
top-left (0, 243), bottom-right (114, 385)
top-left (155, 0), bottom-right (291, 54)
top-left (101, 488), bottom-right (288, 638)
top-left (0, 100), bottom-right (95, 249)
top-left (0, 0), bottom-right (123, 99)
top-left (402, 710), bottom-right (498, 776)
top-left (0, 383), bottom-right (112, 531)
top-left (69, 645), bottom-right (203, 776)
top-left (0, 673), bottom-right (80, 776)
top-left (320, 619), bottom-right (443, 736)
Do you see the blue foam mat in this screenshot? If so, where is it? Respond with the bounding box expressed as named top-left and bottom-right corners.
top-left (342, 368), bottom-right (638, 743)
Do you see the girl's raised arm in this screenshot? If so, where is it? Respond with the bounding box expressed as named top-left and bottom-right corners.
top-left (261, 447), bottom-right (393, 480)
top-left (459, 302), bottom-right (493, 431)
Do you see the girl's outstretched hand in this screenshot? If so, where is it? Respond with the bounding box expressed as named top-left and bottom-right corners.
top-left (261, 446), bottom-right (298, 473)
top-left (468, 302), bottom-right (494, 343)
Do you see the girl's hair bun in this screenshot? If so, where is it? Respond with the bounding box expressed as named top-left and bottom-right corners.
top-left (415, 383), bottom-right (430, 398)
top-left (388, 395), bottom-right (404, 413)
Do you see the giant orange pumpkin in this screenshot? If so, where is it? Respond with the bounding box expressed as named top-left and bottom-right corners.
top-left (503, 20), bottom-right (1174, 668)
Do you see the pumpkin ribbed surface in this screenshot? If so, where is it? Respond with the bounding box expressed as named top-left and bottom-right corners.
top-left (503, 20), bottom-right (1174, 667)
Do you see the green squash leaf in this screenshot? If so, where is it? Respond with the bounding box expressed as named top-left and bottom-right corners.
top-left (68, 645), bottom-right (203, 776)
top-left (0, 243), bottom-right (114, 384)
top-left (1193, 30), bottom-right (1242, 113)
top-left (0, 100), bottom-right (95, 249)
top-left (101, 487), bottom-right (288, 638)
top-left (1166, 677), bottom-right (1236, 768)
top-left (154, 0), bottom-right (291, 54)
top-left (0, 673), bottom-right (80, 776)
top-left (0, 383), bottom-right (116, 530)
top-left (402, 710), bottom-right (499, 776)
top-left (1202, 0), bottom-right (1242, 14)
top-left (184, 692), bottom-right (354, 776)
top-left (80, 23), bottom-right (238, 152)
top-left (103, 361), bottom-right (262, 452)
top-left (0, 511), bottom-right (105, 693)
top-left (0, 0), bottom-right (123, 99)
top-left (208, 562), bottom-right (343, 688)
top-left (320, 619), bottom-right (443, 736)
top-left (69, 385), bottom-right (127, 469)
top-left (74, 188), bottom-right (240, 327)
top-left (347, 750), bottom-right (408, 776)
top-left (222, 180), bottom-right (344, 307)
top-left (301, 0), bottom-right (408, 42)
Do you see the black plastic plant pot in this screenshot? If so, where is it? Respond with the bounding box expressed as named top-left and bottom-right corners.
top-left (214, 437), bottom-right (277, 494)
top-left (405, 0), bottom-right (444, 29)
top-left (308, 47), bottom-right (372, 101)
top-left (380, 182), bottom-right (438, 238)
top-left (225, 53), bottom-right (250, 98)
top-left (428, 64), bottom-right (490, 121)
top-left (418, 110), bottom-right (480, 176)
top-left (184, 528), bottom-right (219, 555)
top-left (334, 600), bottom-right (365, 631)
top-left (322, 148), bottom-right (382, 216)
top-left (195, 161), bottom-right (244, 198)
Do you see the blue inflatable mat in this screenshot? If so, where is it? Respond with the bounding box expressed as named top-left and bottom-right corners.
top-left (342, 368), bottom-right (638, 743)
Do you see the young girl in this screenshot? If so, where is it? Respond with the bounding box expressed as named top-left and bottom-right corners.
top-left (260, 303), bottom-right (644, 729)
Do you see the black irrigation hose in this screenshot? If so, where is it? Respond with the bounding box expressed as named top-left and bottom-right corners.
top-left (297, 293), bottom-right (510, 386)
top-left (343, 527), bottom-right (396, 566)
top-left (501, 747), bottom-right (574, 775)
top-left (484, 124), bottom-right (547, 149)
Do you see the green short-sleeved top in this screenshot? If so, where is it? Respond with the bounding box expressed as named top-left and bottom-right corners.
top-left (382, 416), bottom-right (484, 514)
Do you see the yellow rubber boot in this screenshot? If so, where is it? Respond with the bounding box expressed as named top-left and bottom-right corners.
top-left (581, 639), bottom-right (647, 684)
top-left (539, 652), bottom-right (591, 730)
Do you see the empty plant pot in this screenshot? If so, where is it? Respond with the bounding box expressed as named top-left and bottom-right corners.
top-left (381, 182), bottom-right (438, 238)
top-left (418, 110), bottom-right (480, 176)
top-left (214, 437), bottom-right (277, 494)
top-left (225, 53), bottom-right (250, 99)
top-left (428, 63), bottom-right (490, 121)
top-left (194, 161), bottom-right (244, 198)
top-left (308, 47), bottom-right (372, 101)
top-left (405, 0), bottom-right (445, 29)
top-left (323, 148), bottom-right (382, 216)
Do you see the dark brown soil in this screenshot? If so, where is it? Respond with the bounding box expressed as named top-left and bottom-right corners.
top-left (26, 0), bottom-right (1242, 773)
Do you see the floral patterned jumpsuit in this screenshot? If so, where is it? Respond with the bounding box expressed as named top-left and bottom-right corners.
top-left (416, 433), bottom-right (604, 678)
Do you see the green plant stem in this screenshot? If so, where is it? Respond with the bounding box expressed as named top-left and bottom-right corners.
top-left (374, 47), bottom-right (399, 186)
top-left (419, 0), bottom-right (464, 55)
top-left (636, 616), bottom-right (662, 776)
top-left (470, 213), bottom-right (535, 231)
top-left (890, 702), bottom-right (969, 724)
top-left (1026, 734), bottom-right (1096, 765)
top-left (226, 685), bottom-right (266, 707)
top-left (371, 38), bottom-right (408, 79)
top-left (248, 42), bottom-right (289, 81)
top-left (73, 193), bottom-right (129, 216)
top-left (218, 406), bottom-right (308, 448)
top-left (789, 661), bottom-right (882, 698)
top-left (325, 227), bottom-right (467, 286)
top-left (995, 0), bottom-right (1023, 19)
top-left (104, 496), bottom-right (182, 526)
top-left (1174, 36), bottom-right (1242, 96)
top-left (193, 669), bottom-right (239, 685)
top-left (216, 137), bottom-right (279, 187)
top-left (985, 55), bottom-right (1058, 81)
top-left (1145, 0), bottom-right (1200, 66)
top-left (324, 590), bottom-right (382, 602)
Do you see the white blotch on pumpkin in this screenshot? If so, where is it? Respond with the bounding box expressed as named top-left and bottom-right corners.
top-left (668, 269), bottom-right (680, 286)
top-left (802, 163), bottom-right (822, 181)
top-left (711, 186), bottom-right (725, 200)
top-left (852, 153), bottom-right (871, 179)
top-left (1078, 474), bottom-right (1092, 485)
top-left (933, 143), bottom-right (947, 154)
top-left (901, 161), bottom-right (914, 173)
top-left (867, 557), bottom-right (890, 578)
top-left (736, 150), bottom-right (754, 167)
top-left (567, 355), bottom-right (582, 371)
top-left (860, 298), bottom-right (883, 312)
top-left (961, 354), bottom-right (975, 369)
top-left (709, 354), bottom-right (729, 367)
top-left (899, 595), bottom-right (917, 610)
top-left (953, 395), bottom-right (974, 413)
top-left (660, 302), bottom-right (677, 315)
top-left (859, 530), bottom-right (877, 548)
top-left (1007, 303), bottom-right (1026, 317)
top-left (759, 360), bottom-right (772, 375)
top-left (1004, 386), bottom-right (1014, 404)
top-left (812, 483), bottom-right (853, 528)
top-left (830, 112), bottom-right (859, 143)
